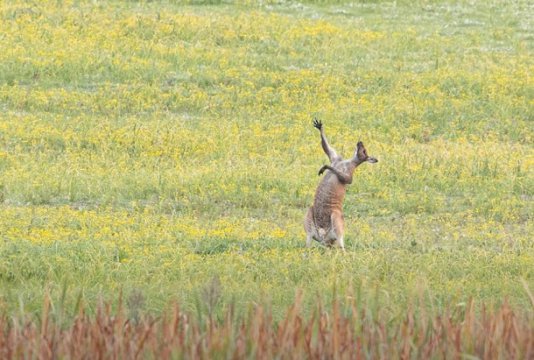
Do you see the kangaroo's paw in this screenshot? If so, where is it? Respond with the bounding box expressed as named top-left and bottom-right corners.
top-left (313, 118), bottom-right (322, 130)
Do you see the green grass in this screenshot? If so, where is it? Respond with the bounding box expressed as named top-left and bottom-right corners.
top-left (0, 0), bottom-right (532, 323)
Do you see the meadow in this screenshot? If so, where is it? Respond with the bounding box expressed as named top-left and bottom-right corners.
top-left (0, 0), bottom-right (533, 356)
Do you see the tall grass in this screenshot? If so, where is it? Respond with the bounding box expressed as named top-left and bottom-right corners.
top-left (1, 293), bottom-right (532, 359)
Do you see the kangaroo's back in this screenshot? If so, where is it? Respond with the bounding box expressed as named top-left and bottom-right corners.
top-left (312, 166), bottom-right (347, 230)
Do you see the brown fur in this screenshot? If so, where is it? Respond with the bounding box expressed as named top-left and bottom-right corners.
top-left (304, 120), bottom-right (377, 250)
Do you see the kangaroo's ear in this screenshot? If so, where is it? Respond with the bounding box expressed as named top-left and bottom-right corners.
top-left (357, 141), bottom-right (366, 156)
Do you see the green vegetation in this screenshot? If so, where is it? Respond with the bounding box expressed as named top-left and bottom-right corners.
top-left (0, 0), bottom-right (532, 328)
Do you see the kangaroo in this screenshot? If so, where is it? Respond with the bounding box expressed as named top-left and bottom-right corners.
top-left (304, 119), bottom-right (378, 250)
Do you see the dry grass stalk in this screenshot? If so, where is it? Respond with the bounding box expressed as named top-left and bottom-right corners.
top-left (0, 297), bottom-right (532, 359)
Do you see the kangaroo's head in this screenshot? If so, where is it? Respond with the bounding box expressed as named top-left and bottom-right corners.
top-left (354, 141), bottom-right (378, 164)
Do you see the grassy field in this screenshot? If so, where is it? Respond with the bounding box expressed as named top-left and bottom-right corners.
top-left (0, 0), bottom-right (532, 340)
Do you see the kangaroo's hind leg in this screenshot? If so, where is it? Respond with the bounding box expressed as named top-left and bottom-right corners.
top-left (331, 210), bottom-right (345, 251)
top-left (304, 207), bottom-right (323, 247)
top-left (304, 207), bottom-right (315, 247)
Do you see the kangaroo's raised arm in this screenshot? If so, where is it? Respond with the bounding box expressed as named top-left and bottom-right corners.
top-left (313, 119), bottom-right (341, 164)
top-left (318, 164), bottom-right (353, 184)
